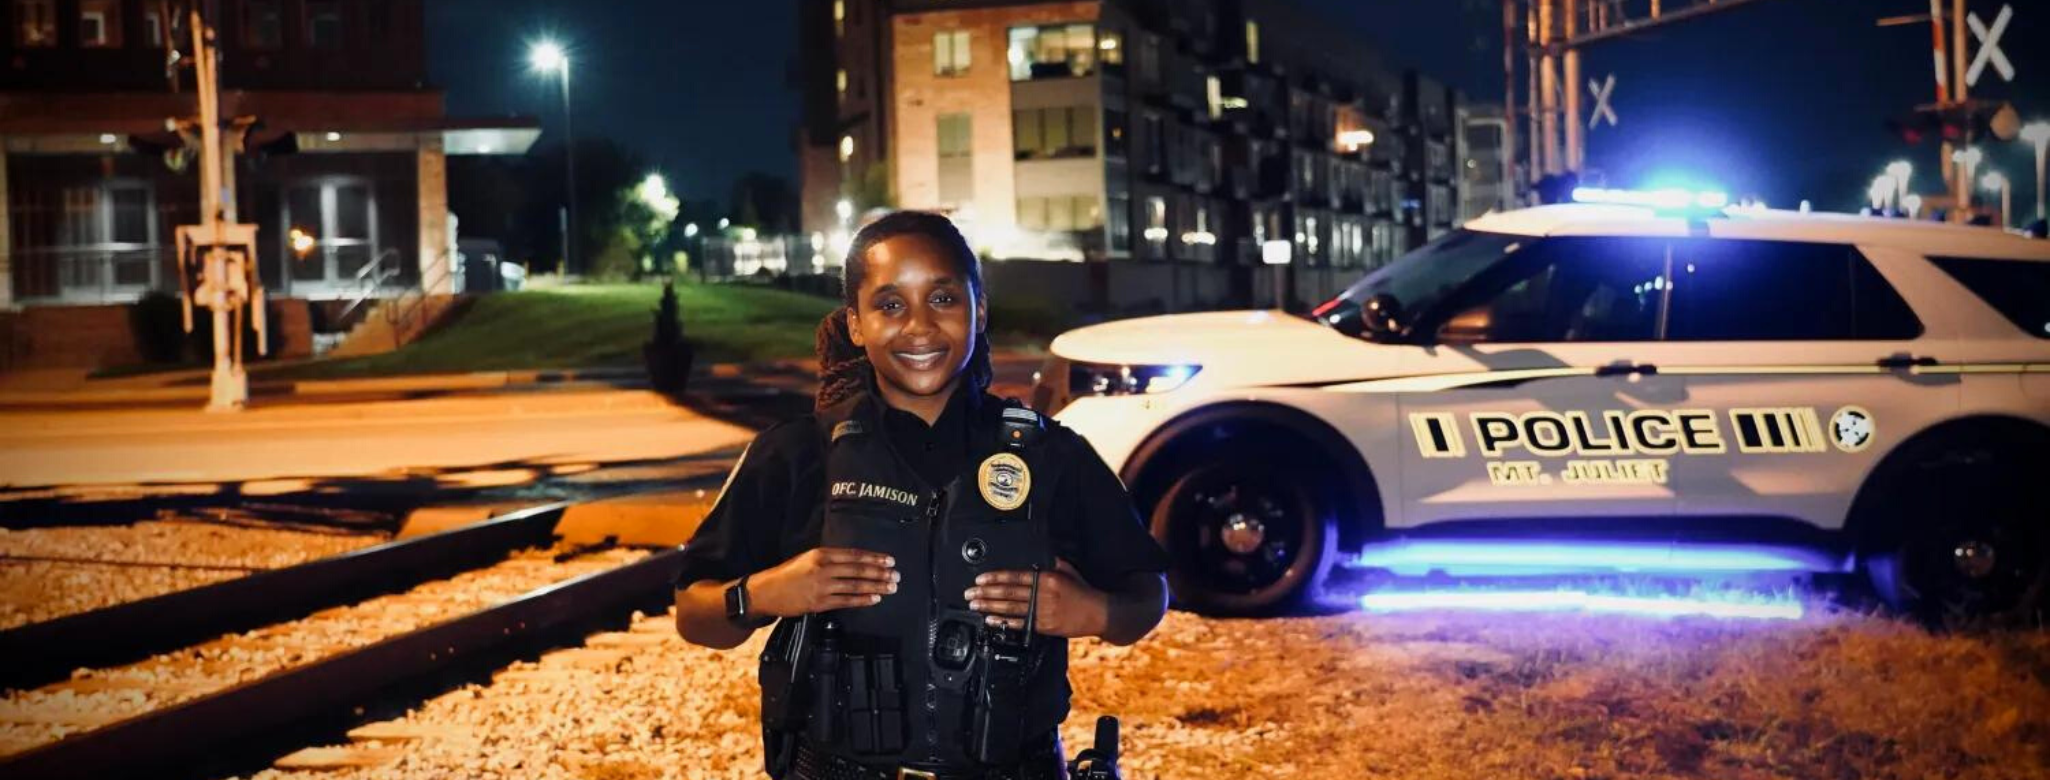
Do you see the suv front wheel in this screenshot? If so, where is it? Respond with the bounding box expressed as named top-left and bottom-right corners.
top-left (1149, 456), bottom-right (1340, 615)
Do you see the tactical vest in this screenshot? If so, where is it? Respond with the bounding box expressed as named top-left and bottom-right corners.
top-left (804, 391), bottom-right (1059, 768)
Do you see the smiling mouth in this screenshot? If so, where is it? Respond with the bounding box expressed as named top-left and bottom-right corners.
top-left (892, 348), bottom-right (948, 371)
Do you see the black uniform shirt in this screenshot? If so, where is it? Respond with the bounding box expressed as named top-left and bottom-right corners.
top-left (675, 382), bottom-right (1169, 595)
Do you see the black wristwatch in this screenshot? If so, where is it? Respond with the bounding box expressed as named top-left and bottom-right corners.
top-left (724, 574), bottom-right (772, 628)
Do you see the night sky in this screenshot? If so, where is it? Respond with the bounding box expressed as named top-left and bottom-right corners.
top-left (428, 0), bottom-right (2049, 214)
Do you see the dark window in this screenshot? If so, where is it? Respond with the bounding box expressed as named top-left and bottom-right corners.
top-left (1666, 240), bottom-right (1921, 341)
top-left (242, 0), bottom-right (281, 48)
top-left (306, 0), bottom-right (342, 49)
top-left (937, 113), bottom-right (972, 158)
top-left (142, 7), bottom-right (162, 46)
top-left (1011, 107), bottom-right (1093, 160)
top-left (1431, 236), bottom-right (1671, 344)
top-left (1929, 256), bottom-right (2050, 340)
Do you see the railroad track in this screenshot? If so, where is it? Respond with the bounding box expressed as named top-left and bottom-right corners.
top-left (0, 501), bottom-right (691, 780)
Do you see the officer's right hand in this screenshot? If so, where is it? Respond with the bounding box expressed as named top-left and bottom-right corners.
top-left (748, 548), bottom-right (900, 617)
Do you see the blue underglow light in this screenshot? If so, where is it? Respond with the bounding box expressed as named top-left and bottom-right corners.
top-left (1347, 540), bottom-right (1844, 577)
top-left (1357, 590), bottom-right (1804, 620)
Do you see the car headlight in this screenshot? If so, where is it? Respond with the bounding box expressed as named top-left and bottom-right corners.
top-left (1069, 362), bottom-right (1202, 397)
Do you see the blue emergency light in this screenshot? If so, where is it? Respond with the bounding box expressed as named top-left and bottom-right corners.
top-left (1572, 186), bottom-right (1730, 212)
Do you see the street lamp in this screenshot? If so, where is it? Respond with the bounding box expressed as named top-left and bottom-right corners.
top-left (1868, 175), bottom-right (1896, 214)
top-left (1884, 160), bottom-right (1911, 213)
top-left (2020, 122), bottom-right (2050, 222)
top-left (1980, 171), bottom-right (2011, 229)
top-left (530, 40), bottom-right (578, 275)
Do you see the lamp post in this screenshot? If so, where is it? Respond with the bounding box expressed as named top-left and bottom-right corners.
top-left (1885, 160), bottom-right (1912, 214)
top-left (1980, 171), bottom-right (2010, 229)
top-left (531, 41), bottom-right (577, 275)
top-left (2020, 122), bottom-right (2050, 222)
top-left (1868, 175), bottom-right (1896, 215)
top-left (1951, 146), bottom-right (1983, 218)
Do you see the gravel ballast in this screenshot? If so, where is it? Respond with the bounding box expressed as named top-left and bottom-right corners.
top-left (0, 519), bottom-right (388, 630)
top-left (239, 605), bottom-right (2050, 780)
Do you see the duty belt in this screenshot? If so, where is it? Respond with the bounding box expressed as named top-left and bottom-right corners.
top-left (792, 737), bottom-right (1062, 780)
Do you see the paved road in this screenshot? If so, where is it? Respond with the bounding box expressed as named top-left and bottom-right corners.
top-left (0, 388), bottom-right (758, 494)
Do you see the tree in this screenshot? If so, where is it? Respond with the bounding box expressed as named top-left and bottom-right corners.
top-left (728, 172), bottom-right (799, 233)
top-left (848, 161), bottom-right (895, 214)
top-left (520, 137), bottom-right (648, 275)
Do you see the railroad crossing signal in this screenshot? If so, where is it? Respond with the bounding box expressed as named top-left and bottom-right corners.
top-left (1966, 4), bottom-right (2014, 87)
top-left (1589, 74), bottom-right (1619, 129)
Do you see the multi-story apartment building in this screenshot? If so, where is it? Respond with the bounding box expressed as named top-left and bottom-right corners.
top-left (1460, 103), bottom-right (1515, 222)
top-left (797, 0), bottom-right (1466, 310)
top-left (0, 0), bottom-right (534, 320)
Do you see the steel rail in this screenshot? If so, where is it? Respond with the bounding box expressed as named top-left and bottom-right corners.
top-left (0, 546), bottom-right (684, 780)
top-left (0, 502), bottom-right (567, 690)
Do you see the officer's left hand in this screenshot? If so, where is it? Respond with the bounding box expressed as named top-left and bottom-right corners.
top-left (965, 558), bottom-right (1106, 638)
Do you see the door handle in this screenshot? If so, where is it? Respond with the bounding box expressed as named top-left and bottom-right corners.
top-left (1594, 363), bottom-right (1659, 377)
top-left (1876, 355), bottom-right (1939, 369)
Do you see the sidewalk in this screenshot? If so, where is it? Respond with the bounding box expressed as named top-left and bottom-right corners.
top-left (0, 353), bottom-right (1044, 411)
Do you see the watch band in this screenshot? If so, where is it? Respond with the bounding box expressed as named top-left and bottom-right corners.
top-left (726, 574), bottom-right (772, 628)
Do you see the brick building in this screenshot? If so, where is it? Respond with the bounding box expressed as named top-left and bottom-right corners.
top-left (0, 0), bottom-right (535, 365)
top-left (797, 0), bottom-right (1466, 310)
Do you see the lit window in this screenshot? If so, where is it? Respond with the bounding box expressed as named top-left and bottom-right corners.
top-left (79, 0), bottom-right (122, 47)
top-left (839, 135), bottom-right (855, 163)
top-left (934, 30), bottom-right (970, 77)
top-left (1097, 28), bottom-right (1122, 66)
top-left (306, 0), bottom-right (342, 49)
top-left (1007, 23), bottom-right (1096, 81)
top-left (833, 0), bottom-right (845, 36)
top-left (15, 0), bottom-right (55, 47)
top-left (243, 0), bottom-right (281, 48)
top-left (836, 69), bottom-right (848, 98)
top-left (1245, 19), bottom-right (1260, 64)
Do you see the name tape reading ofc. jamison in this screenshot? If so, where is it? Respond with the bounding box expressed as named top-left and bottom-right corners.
top-left (1407, 406), bottom-right (1877, 487)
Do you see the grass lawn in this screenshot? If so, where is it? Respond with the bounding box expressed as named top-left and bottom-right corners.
top-left (277, 283), bottom-right (839, 379)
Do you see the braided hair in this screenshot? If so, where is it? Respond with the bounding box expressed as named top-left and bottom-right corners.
top-left (816, 211), bottom-right (994, 412)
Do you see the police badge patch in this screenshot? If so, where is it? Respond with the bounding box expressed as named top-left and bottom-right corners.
top-left (977, 452), bottom-right (1031, 512)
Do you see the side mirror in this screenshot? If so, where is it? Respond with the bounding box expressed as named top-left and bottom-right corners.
top-left (1362, 293), bottom-right (1404, 339)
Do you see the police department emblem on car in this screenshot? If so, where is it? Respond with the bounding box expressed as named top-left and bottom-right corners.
top-left (978, 453), bottom-right (1031, 511)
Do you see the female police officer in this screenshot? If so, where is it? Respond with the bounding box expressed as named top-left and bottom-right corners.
top-left (674, 211), bottom-right (1169, 780)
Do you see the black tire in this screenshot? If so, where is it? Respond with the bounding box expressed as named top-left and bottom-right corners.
top-left (1148, 456), bottom-right (1340, 616)
top-left (1859, 432), bottom-right (2049, 629)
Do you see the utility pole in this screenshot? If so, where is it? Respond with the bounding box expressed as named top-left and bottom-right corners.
top-left (1951, 0), bottom-right (1972, 214)
top-left (1537, 0), bottom-right (1560, 176)
top-left (1504, 0), bottom-right (1520, 204)
top-left (1563, 0), bottom-right (1583, 172)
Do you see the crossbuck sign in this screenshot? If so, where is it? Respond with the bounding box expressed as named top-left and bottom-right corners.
top-left (1589, 74), bottom-right (1619, 129)
top-left (1966, 4), bottom-right (2014, 87)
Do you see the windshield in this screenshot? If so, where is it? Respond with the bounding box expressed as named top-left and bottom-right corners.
top-left (1313, 229), bottom-right (1527, 338)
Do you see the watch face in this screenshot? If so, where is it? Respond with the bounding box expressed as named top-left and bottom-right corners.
top-left (725, 581), bottom-right (746, 619)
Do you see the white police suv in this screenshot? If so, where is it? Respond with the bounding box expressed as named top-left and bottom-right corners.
top-left (1032, 196), bottom-right (2050, 622)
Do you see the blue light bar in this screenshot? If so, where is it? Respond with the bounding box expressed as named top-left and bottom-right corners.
top-left (1573, 187), bottom-right (1730, 211)
top-left (1347, 539), bottom-right (1845, 577)
top-left (1357, 589), bottom-right (1805, 620)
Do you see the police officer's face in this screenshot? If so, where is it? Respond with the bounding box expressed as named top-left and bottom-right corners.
top-left (848, 234), bottom-right (985, 405)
